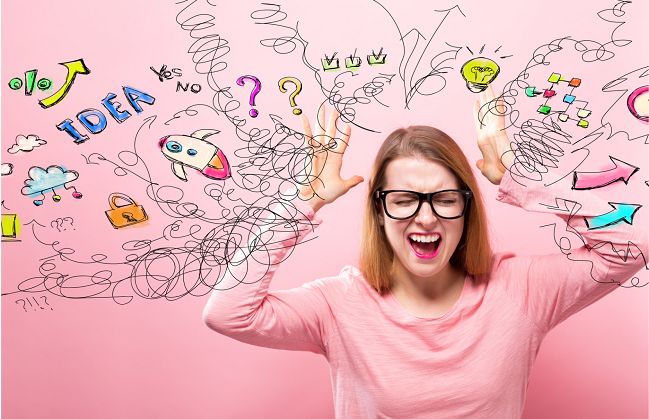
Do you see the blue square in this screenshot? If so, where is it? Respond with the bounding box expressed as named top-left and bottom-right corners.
top-left (563, 94), bottom-right (576, 104)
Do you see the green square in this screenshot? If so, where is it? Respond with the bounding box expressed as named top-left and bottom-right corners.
top-left (548, 73), bottom-right (562, 83)
top-left (345, 57), bottom-right (362, 71)
top-left (538, 105), bottom-right (551, 114)
top-left (578, 120), bottom-right (589, 128)
top-left (367, 54), bottom-right (386, 65)
top-left (322, 58), bottom-right (340, 72)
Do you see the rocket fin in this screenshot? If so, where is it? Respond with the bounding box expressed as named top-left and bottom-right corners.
top-left (172, 162), bottom-right (188, 181)
top-left (191, 129), bottom-right (220, 141)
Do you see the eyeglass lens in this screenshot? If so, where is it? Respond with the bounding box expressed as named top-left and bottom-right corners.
top-left (384, 191), bottom-right (466, 219)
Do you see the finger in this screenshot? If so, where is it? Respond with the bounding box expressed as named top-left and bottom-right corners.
top-left (315, 103), bottom-right (326, 138)
top-left (473, 100), bottom-right (483, 132)
top-left (476, 159), bottom-right (484, 171)
top-left (325, 107), bottom-right (339, 144)
top-left (343, 175), bottom-right (365, 192)
top-left (478, 90), bottom-right (489, 125)
top-left (301, 114), bottom-right (314, 144)
top-left (485, 84), bottom-right (494, 102)
top-left (336, 125), bottom-right (352, 154)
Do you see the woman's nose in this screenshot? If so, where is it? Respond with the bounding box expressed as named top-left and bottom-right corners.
top-left (415, 201), bottom-right (438, 226)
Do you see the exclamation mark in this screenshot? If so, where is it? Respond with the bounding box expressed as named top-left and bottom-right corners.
top-left (25, 69), bottom-right (38, 96)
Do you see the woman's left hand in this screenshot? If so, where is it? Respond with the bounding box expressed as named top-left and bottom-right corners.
top-left (472, 85), bottom-right (514, 185)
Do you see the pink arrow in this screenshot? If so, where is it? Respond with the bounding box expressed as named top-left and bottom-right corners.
top-left (572, 156), bottom-right (639, 190)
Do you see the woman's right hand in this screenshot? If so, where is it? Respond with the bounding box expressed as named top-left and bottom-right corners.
top-left (299, 104), bottom-right (364, 213)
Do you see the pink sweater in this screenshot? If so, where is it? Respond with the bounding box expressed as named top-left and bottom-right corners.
top-left (203, 172), bottom-right (648, 418)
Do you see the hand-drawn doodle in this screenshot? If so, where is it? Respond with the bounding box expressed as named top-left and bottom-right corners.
top-left (1, 163), bottom-right (14, 176)
top-left (525, 72), bottom-right (592, 127)
top-left (105, 193), bottom-right (149, 229)
top-left (20, 165), bottom-right (83, 206)
top-left (150, 64), bottom-right (182, 82)
top-left (7, 134), bottom-right (47, 154)
top-left (460, 57), bottom-right (500, 93)
top-left (8, 69), bottom-right (52, 95)
top-left (15, 300), bottom-right (27, 312)
top-left (17, 296), bottom-right (46, 311)
top-left (57, 86), bottom-right (156, 144)
top-left (40, 295), bottom-right (53, 310)
top-left (367, 48), bottom-right (386, 66)
top-left (583, 202), bottom-right (642, 230)
top-left (236, 75), bottom-right (262, 117)
top-left (1, 214), bottom-right (21, 241)
top-left (322, 53), bottom-right (340, 72)
top-left (479, 3), bottom-right (643, 187)
top-left (345, 51), bottom-right (362, 71)
top-left (51, 217), bottom-right (74, 232)
top-left (39, 59), bottom-right (91, 109)
top-left (159, 130), bottom-right (231, 181)
top-left (177, 82), bottom-right (202, 93)
top-left (627, 86), bottom-right (648, 123)
top-left (278, 77), bottom-right (302, 115)
top-left (572, 156), bottom-right (640, 190)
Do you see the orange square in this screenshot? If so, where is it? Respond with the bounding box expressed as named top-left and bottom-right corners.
top-left (569, 78), bottom-right (581, 87)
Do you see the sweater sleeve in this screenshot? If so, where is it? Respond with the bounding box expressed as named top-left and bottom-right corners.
top-left (202, 197), bottom-right (351, 356)
top-left (495, 171), bottom-right (648, 332)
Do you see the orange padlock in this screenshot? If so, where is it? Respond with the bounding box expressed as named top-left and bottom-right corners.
top-left (105, 193), bottom-right (149, 229)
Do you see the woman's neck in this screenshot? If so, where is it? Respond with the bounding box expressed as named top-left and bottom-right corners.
top-left (389, 263), bottom-right (466, 318)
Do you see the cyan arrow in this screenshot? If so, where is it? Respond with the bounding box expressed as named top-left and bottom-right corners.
top-left (583, 202), bottom-right (642, 230)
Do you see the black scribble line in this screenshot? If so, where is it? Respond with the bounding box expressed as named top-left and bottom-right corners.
top-left (250, 3), bottom-right (391, 133)
top-left (600, 66), bottom-right (649, 144)
top-left (175, 0), bottom-right (233, 98)
top-left (373, 1), bottom-right (465, 109)
top-left (539, 198), bottom-right (647, 288)
top-left (475, 1), bottom-right (642, 187)
top-left (251, 3), bottom-right (318, 72)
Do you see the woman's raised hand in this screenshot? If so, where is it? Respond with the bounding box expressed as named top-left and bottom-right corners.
top-left (299, 104), bottom-right (364, 213)
top-left (473, 85), bottom-right (514, 185)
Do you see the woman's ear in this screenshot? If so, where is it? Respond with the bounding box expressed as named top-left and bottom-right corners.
top-left (375, 201), bottom-right (385, 226)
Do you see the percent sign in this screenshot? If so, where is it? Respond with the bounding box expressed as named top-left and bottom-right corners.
top-left (9, 70), bottom-right (53, 96)
top-left (7, 59), bottom-right (90, 108)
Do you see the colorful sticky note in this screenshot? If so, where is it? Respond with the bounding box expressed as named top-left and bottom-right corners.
top-left (563, 94), bottom-right (576, 103)
top-left (578, 120), bottom-right (589, 128)
top-left (544, 89), bottom-right (556, 98)
top-left (538, 105), bottom-right (551, 114)
top-left (577, 109), bottom-right (591, 118)
top-left (558, 113), bottom-right (569, 122)
top-left (525, 87), bottom-right (539, 97)
top-left (548, 73), bottom-right (562, 83)
top-left (569, 78), bottom-right (581, 87)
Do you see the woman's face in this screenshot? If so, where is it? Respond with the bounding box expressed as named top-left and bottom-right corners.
top-left (378, 157), bottom-right (465, 282)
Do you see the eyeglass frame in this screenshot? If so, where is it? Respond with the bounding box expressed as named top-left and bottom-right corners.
top-left (375, 189), bottom-right (473, 220)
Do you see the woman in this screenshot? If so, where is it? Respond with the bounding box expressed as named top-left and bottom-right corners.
top-left (203, 86), bottom-right (647, 418)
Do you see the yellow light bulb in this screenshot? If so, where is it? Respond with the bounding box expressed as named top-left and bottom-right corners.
top-left (460, 57), bottom-right (500, 93)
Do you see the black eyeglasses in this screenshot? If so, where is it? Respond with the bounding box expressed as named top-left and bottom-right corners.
top-left (375, 190), bottom-right (473, 220)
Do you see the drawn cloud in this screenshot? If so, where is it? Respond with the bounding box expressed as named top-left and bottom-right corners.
top-left (7, 134), bottom-right (47, 154)
top-left (1, 163), bottom-right (14, 176)
top-left (21, 165), bottom-right (79, 196)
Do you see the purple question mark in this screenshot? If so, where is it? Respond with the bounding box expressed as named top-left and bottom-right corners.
top-left (237, 75), bottom-right (261, 118)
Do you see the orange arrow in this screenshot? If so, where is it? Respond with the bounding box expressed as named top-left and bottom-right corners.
top-left (39, 59), bottom-right (91, 109)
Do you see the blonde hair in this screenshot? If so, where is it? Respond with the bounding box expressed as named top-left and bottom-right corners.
top-left (359, 126), bottom-right (492, 294)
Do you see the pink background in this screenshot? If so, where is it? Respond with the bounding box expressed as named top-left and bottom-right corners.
top-left (2, 0), bottom-right (648, 418)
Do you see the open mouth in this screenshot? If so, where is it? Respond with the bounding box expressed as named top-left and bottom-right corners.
top-left (408, 233), bottom-right (441, 259)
